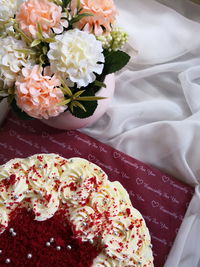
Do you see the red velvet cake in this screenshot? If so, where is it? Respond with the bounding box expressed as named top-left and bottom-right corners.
top-left (0, 154), bottom-right (154, 266)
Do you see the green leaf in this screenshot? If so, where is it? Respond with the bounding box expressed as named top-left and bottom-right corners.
top-left (70, 13), bottom-right (93, 24)
top-left (39, 54), bottom-right (45, 65)
top-left (42, 46), bottom-right (48, 55)
top-left (77, 0), bottom-right (80, 10)
top-left (94, 80), bottom-right (106, 88)
top-left (69, 88), bottom-right (98, 119)
top-left (72, 100), bottom-right (86, 112)
top-left (37, 23), bottom-right (43, 36)
top-left (31, 39), bottom-right (41, 47)
top-left (57, 98), bottom-right (71, 106)
top-left (60, 81), bottom-right (73, 97)
top-left (14, 24), bottom-right (32, 43)
top-left (14, 49), bottom-right (35, 56)
top-left (77, 96), bottom-right (106, 101)
top-left (36, 31), bottom-right (43, 40)
top-left (87, 74), bottom-right (106, 94)
top-left (69, 102), bottom-right (74, 113)
top-left (8, 87), bottom-right (15, 95)
top-left (73, 90), bottom-right (85, 98)
top-left (78, 7), bottom-right (83, 13)
top-left (103, 50), bottom-right (130, 75)
top-left (10, 100), bottom-right (34, 120)
top-left (62, 0), bottom-right (71, 8)
top-left (44, 38), bottom-right (56, 43)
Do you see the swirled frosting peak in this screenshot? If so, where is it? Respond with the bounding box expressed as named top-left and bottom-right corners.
top-left (0, 154), bottom-right (154, 266)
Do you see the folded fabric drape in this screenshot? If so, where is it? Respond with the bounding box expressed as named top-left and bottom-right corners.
top-left (157, 0), bottom-right (200, 22)
top-left (82, 1), bottom-right (200, 266)
top-left (166, 190), bottom-right (200, 267)
top-left (115, 0), bottom-right (200, 65)
top-left (179, 65), bottom-right (200, 114)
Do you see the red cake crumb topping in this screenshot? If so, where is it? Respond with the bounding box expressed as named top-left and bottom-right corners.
top-left (0, 208), bottom-right (100, 267)
top-left (0, 155), bottom-right (154, 266)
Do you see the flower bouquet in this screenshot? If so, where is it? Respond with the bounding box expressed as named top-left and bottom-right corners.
top-left (0, 0), bottom-right (130, 122)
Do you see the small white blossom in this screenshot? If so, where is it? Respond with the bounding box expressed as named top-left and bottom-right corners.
top-left (48, 29), bottom-right (105, 88)
top-left (97, 27), bottom-right (128, 51)
top-left (0, 36), bottom-right (32, 87)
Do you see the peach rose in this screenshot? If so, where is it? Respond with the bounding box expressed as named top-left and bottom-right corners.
top-left (16, 0), bottom-right (62, 38)
top-left (15, 65), bottom-right (66, 119)
top-left (70, 0), bottom-right (117, 35)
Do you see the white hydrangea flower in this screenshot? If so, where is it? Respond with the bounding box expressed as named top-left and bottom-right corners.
top-left (48, 29), bottom-right (105, 88)
top-left (0, 36), bottom-right (32, 87)
top-left (0, 0), bottom-right (18, 22)
top-left (0, 0), bottom-right (27, 20)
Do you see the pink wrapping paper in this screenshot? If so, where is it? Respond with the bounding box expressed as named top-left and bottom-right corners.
top-left (0, 114), bottom-right (194, 267)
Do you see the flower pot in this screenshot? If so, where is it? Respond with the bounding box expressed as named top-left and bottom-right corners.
top-left (42, 74), bottom-right (115, 130)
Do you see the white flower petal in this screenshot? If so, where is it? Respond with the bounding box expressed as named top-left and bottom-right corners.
top-left (48, 29), bottom-right (105, 88)
top-left (60, 19), bottom-right (69, 28)
top-left (0, 36), bottom-right (32, 87)
top-left (0, 0), bottom-right (18, 22)
top-left (53, 24), bottom-right (64, 34)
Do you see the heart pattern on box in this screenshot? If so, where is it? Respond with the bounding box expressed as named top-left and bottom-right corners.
top-left (162, 175), bottom-right (169, 183)
top-left (136, 177), bottom-right (144, 185)
top-left (113, 152), bottom-right (120, 159)
top-left (88, 154), bottom-right (95, 162)
top-left (151, 200), bottom-right (159, 208)
top-left (67, 130), bottom-right (75, 136)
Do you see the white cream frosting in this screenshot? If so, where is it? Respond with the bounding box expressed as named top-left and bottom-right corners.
top-left (0, 154), bottom-right (154, 266)
top-left (92, 253), bottom-right (123, 267)
top-left (0, 207), bottom-right (8, 234)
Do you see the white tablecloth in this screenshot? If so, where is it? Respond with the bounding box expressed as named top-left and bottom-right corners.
top-left (0, 1), bottom-right (200, 266)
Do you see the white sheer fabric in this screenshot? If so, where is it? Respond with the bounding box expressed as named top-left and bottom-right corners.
top-left (0, 1), bottom-right (200, 266)
top-left (81, 1), bottom-right (200, 266)
top-left (115, 0), bottom-right (200, 65)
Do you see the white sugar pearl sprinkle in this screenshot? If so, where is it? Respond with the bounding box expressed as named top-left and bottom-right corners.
top-left (12, 232), bottom-right (17, 237)
top-left (0, 249), bottom-right (2, 254)
top-left (27, 253), bottom-right (32, 259)
top-left (50, 238), bottom-right (54, 243)
top-left (89, 239), bottom-right (93, 245)
top-left (9, 228), bottom-right (14, 233)
top-left (67, 245), bottom-right (72, 250)
top-left (56, 246), bottom-right (61, 251)
top-left (46, 242), bottom-right (51, 247)
top-left (5, 258), bottom-right (11, 264)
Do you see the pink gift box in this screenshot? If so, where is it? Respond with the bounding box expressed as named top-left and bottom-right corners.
top-left (0, 113), bottom-right (194, 267)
